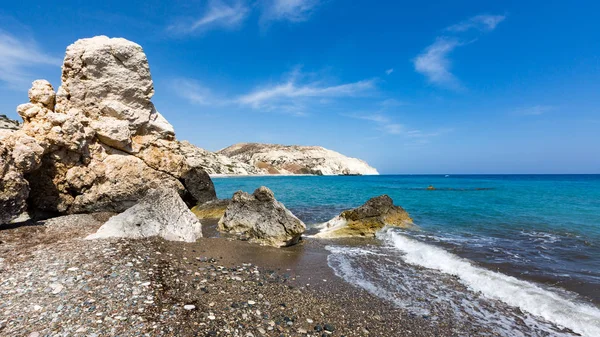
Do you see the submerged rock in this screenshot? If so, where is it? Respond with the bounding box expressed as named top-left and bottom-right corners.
top-left (86, 188), bottom-right (202, 242)
top-left (315, 195), bottom-right (413, 238)
top-left (218, 186), bottom-right (306, 247)
top-left (191, 199), bottom-right (230, 220)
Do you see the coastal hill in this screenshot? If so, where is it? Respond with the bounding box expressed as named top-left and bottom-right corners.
top-left (218, 142), bottom-right (379, 176)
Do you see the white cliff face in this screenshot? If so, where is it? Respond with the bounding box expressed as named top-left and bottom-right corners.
top-left (218, 143), bottom-right (379, 176)
top-left (179, 141), bottom-right (263, 176)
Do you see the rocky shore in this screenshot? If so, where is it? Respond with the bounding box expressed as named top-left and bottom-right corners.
top-left (1, 216), bottom-right (511, 337)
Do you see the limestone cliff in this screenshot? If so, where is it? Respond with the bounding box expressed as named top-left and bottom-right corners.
top-left (217, 143), bottom-right (379, 176)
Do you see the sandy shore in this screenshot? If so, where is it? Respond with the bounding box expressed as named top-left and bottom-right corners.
top-left (1, 215), bottom-right (538, 336)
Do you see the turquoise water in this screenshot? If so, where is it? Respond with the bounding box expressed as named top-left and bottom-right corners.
top-left (213, 175), bottom-right (600, 304)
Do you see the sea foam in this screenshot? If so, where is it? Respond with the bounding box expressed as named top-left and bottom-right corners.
top-left (379, 229), bottom-right (600, 337)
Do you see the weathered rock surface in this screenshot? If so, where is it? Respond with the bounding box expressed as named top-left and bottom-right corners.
top-left (0, 36), bottom-right (217, 224)
top-left (218, 186), bottom-right (306, 247)
top-left (315, 195), bottom-right (413, 238)
top-left (218, 143), bottom-right (378, 175)
top-left (191, 199), bottom-right (230, 220)
top-left (0, 130), bottom-right (44, 224)
top-left (86, 188), bottom-right (202, 242)
top-left (180, 141), bottom-right (262, 176)
top-left (0, 115), bottom-right (20, 131)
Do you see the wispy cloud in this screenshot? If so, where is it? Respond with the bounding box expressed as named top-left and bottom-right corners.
top-left (172, 69), bottom-right (377, 116)
top-left (236, 67), bottom-right (377, 115)
top-left (515, 105), bottom-right (555, 116)
top-left (0, 30), bottom-right (60, 89)
top-left (385, 68), bottom-right (394, 75)
top-left (260, 0), bottom-right (320, 23)
top-left (445, 14), bottom-right (506, 33)
top-left (413, 14), bottom-right (505, 90)
top-left (238, 79), bottom-right (376, 108)
top-left (167, 0), bottom-right (249, 35)
top-left (413, 37), bottom-right (462, 90)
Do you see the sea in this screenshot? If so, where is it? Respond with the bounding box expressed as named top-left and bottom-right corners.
top-left (212, 174), bottom-right (600, 336)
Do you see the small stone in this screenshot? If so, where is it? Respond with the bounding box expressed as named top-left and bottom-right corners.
top-left (50, 283), bottom-right (64, 294)
top-left (248, 300), bottom-right (256, 305)
top-left (207, 315), bottom-right (216, 320)
top-left (324, 324), bottom-right (335, 332)
top-left (184, 305), bottom-right (196, 310)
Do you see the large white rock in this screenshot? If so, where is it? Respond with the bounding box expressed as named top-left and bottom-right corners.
top-left (5, 37), bottom-right (217, 219)
top-left (218, 143), bottom-right (378, 175)
top-left (86, 188), bottom-right (202, 242)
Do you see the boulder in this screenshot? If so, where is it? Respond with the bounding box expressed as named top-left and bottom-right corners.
top-left (86, 188), bottom-right (202, 242)
top-left (218, 186), bottom-right (306, 247)
top-left (315, 195), bottom-right (413, 238)
top-left (3, 36), bottom-right (216, 220)
top-left (191, 199), bottom-right (230, 220)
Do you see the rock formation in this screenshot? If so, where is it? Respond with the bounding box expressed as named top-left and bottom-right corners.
top-left (218, 143), bottom-right (378, 175)
top-left (86, 188), bottom-right (202, 242)
top-left (0, 131), bottom-right (44, 224)
top-left (218, 186), bottom-right (306, 247)
top-left (0, 36), bottom-right (217, 225)
top-left (315, 195), bottom-right (413, 238)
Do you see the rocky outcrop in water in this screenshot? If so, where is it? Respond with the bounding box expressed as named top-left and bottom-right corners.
top-left (315, 195), bottom-right (413, 238)
top-left (218, 186), bottom-right (306, 247)
top-left (218, 143), bottom-right (378, 175)
top-left (191, 199), bottom-right (230, 220)
top-left (86, 188), bottom-right (202, 242)
top-left (0, 36), bottom-right (217, 225)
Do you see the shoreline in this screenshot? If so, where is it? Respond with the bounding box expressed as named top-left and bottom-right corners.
top-left (1, 215), bottom-right (588, 336)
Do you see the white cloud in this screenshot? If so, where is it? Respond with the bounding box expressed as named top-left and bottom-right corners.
top-left (238, 77), bottom-right (376, 110)
top-left (414, 13), bottom-right (505, 90)
top-left (0, 30), bottom-right (60, 88)
top-left (446, 14), bottom-right (506, 33)
top-left (386, 68), bottom-right (394, 75)
top-left (413, 38), bottom-right (462, 89)
top-left (172, 70), bottom-right (376, 116)
top-left (168, 0), bottom-right (249, 34)
top-left (261, 0), bottom-right (320, 23)
top-left (515, 105), bottom-right (555, 116)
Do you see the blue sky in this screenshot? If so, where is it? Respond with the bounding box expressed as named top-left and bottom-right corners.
top-left (1, 0), bottom-right (599, 174)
